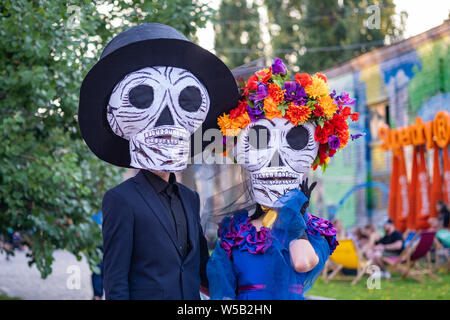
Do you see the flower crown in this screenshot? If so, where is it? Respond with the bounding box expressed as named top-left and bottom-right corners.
top-left (217, 58), bottom-right (360, 171)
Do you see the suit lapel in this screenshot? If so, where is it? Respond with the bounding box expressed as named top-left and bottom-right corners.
top-left (133, 171), bottom-right (182, 256)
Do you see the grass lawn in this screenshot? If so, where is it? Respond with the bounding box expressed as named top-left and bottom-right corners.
top-left (0, 295), bottom-right (20, 300)
top-left (308, 270), bottom-right (450, 300)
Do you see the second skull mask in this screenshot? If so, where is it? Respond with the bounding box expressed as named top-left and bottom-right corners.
top-left (107, 66), bottom-right (210, 172)
top-left (236, 117), bottom-right (319, 207)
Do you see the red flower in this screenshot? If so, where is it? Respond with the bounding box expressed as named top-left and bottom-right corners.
top-left (314, 123), bottom-right (332, 144)
top-left (247, 75), bottom-right (258, 91)
top-left (318, 143), bottom-right (329, 164)
top-left (350, 112), bottom-right (359, 121)
top-left (330, 113), bottom-right (348, 137)
top-left (255, 68), bottom-right (272, 83)
top-left (230, 100), bottom-right (247, 119)
top-left (315, 73), bottom-right (327, 83)
top-left (295, 73), bottom-right (313, 87)
top-left (312, 104), bottom-right (325, 117)
top-left (328, 148), bottom-right (337, 158)
top-left (341, 106), bottom-right (352, 119)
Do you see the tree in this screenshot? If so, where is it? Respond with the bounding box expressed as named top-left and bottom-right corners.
top-left (0, 0), bottom-right (213, 278)
top-left (213, 0), bottom-right (263, 69)
top-left (265, 0), bottom-right (406, 73)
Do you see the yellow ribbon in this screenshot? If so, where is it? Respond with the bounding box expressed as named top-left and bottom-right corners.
top-left (261, 205), bottom-right (278, 228)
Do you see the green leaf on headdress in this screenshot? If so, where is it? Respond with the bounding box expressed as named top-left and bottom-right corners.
top-left (318, 119), bottom-right (325, 128)
top-left (272, 73), bottom-right (286, 89)
top-left (277, 101), bottom-right (289, 116)
top-left (246, 97), bottom-right (254, 108)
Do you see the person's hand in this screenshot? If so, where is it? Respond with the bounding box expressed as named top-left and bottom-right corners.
top-left (375, 244), bottom-right (384, 251)
top-left (299, 178), bottom-right (317, 215)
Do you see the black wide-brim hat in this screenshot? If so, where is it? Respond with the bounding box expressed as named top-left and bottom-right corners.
top-left (79, 23), bottom-right (238, 168)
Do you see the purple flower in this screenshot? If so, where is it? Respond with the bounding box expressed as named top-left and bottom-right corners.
top-left (246, 103), bottom-right (265, 121)
top-left (283, 81), bottom-right (307, 104)
top-left (351, 133), bottom-right (366, 141)
top-left (271, 57), bottom-right (287, 74)
top-left (328, 135), bottom-right (341, 150)
top-left (249, 83), bottom-right (268, 102)
top-left (329, 90), bottom-right (337, 99)
top-left (334, 92), bottom-right (355, 106)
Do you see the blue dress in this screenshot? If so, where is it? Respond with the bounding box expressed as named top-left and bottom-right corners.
top-left (207, 190), bottom-right (338, 300)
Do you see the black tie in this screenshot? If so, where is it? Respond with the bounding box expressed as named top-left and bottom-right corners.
top-left (165, 184), bottom-right (188, 257)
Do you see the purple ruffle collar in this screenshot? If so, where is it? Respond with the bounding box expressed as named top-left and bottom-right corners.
top-left (306, 214), bottom-right (339, 253)
top-left (218, 211), bottom-right (272, 259)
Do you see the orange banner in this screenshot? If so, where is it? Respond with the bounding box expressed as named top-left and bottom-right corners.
top-left (388, 148), bottom-right (408, 232)
top-left (430, 146), bottom-right (443, 219)
top-left (443, 146), bottom-right (450, 204)
top-left (407, 147), bottom-right (418, 230)
top-left (415, 146), bottom-right (431, 230)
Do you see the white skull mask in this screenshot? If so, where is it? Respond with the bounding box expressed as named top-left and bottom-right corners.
top-left (107, 66), bottom-right (210, 172)
top-left (236, 117), bottom-right (319, 207)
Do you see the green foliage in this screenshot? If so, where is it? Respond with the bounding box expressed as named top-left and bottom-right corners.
top-left (214, 0), bottom-right (263, 69)
top-left (309, 271), bottom-right (450, 300)
top-left (213, 0), bottom-right (406, 73)
top-left (265, 0), bottom-right (406, 73)
top-left (0, 0), bottom-right (213, 278)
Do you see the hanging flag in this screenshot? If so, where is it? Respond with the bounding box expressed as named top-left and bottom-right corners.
top-left (415, 146), bottom-right (431, 230)
top-left (430, 146), bottom-right (443, 219)
top-left (388, 150), bottom-right (399, 227)
top-left (407, 146), bottom-right (418, 230)
top-left (443, 146), bottom-right (450, 204)
top-left (396, 148), bottom-right (409, 232)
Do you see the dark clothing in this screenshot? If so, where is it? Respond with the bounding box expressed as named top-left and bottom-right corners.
top-left (439, 206), bottom-right (450, 229)
top-left (92, 257), bottom-right (104, 298)
top-left (376, 230), bottom-right (404, 255)
top-left (143, 171), bottom-right (189, 257)
top-left (102, 170), bottom-right (209, 300)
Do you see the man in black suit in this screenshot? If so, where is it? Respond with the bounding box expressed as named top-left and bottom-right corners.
top-left (78, 23), bottom-right (238, 299)
top-left (102, 170), bottom-right (209, 299)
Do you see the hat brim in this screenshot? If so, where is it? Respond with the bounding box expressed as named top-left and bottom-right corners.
top-left (79, 38), bottom-right (238, 168)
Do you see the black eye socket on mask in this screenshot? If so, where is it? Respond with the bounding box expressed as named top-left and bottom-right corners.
top-left (286, 125), bottom-right (309, 150)
top-left (179, 86), bottom-right (203, 112)
top-left (129, 85), bottom-right (154, 109)
top-left (248, 125), bottom-right (270, 149)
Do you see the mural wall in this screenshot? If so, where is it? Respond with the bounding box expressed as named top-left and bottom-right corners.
top-left (312, 22), bottom-right (449, 230)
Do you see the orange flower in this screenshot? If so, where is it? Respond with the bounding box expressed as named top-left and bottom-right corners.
top-left (285, 103), bottom-right (312, 125)
top-left (318, 95), bottom-right (337, 118)
top-left (263, 97), bottom-right (282, 120)
top-left (218, 113), bottom-right (240, 136)
top-left (305, 74), bottom-right (329, 99)
top-left (233, 111), bottom-right (251, 129)
top-left (267, 83), bottom-right (285, 105)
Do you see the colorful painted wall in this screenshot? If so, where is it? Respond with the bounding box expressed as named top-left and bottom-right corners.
top-left (311, 22), bottom-right (450, 230)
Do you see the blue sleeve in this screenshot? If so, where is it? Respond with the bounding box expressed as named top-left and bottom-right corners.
top-left (102, 189), bottom-right (134, 300)
top-left (207, 242), bottom-right (237, 300)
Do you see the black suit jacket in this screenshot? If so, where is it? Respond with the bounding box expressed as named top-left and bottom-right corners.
top-left (102, 170), bottom-right (209, 300)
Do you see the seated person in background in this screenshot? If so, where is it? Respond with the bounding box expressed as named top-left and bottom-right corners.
top-left (333, 219), bottom-right (347, 240)
top-left (437, 201), bottom-right (450, 229)
top-left (365, 219), bottom-right (404, 278)
top-left (353, 227), bottom-right (367, 248)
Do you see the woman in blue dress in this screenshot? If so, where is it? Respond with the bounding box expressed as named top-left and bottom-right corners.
top-left (206, 58), bottom-right (359, 300)
top-left (207, 186), bottom-right (338, 300)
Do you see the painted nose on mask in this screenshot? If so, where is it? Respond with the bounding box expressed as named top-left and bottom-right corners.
top-left (155, 105), bottom-right (174, 127)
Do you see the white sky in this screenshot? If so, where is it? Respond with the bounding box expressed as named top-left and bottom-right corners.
top-left (395, 0), bottom-right (449, 38)
top-left (197, 0), bottom-right (450, 52)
